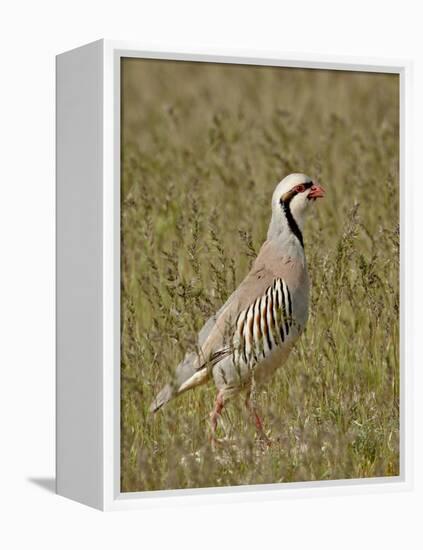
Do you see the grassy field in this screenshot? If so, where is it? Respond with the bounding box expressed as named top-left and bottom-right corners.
top-left (120, 59), bottom-right (399, 492)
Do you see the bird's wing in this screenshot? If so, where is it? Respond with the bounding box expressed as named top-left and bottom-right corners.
top-left (185, 240), bottom-right (307, 376)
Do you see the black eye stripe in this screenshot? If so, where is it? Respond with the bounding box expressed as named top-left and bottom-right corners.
top-left (280, 181), bottom-right (313, 202)
top-left (292, 181), bottom-right (313, 194)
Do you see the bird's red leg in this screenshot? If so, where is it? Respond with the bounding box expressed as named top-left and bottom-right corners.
top-left (245, 392), bottom-right (271, 447)
top-left (209, 390), bottom-right (225, 448)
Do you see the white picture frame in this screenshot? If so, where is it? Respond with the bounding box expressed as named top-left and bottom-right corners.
top-left (56, 39), bottom-right (412, 511)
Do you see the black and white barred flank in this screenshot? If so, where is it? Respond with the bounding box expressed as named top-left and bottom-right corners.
top-left (233, 278), bottom-right (293, 368)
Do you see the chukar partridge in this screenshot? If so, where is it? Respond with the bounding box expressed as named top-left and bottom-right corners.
top-left (150, 173), bottom-right (325, 443)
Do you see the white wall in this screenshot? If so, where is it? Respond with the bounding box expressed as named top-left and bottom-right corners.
top-left (0, 1), bottom-right (421, 548)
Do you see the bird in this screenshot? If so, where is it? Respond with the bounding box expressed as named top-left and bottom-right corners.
top-left (150, 173), bottom-right (325, 445)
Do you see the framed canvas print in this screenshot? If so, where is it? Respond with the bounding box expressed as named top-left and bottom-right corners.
top-left (56, 40), bottom-right (412, 510)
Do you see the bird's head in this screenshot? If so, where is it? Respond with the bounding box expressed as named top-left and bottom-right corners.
top-left (268, 173), bottom-right (325, 246)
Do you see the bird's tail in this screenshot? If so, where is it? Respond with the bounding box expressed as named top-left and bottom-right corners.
top-left (149, 352), bottom-right (209, 413)
top-left (149, 383), bottom-right (176, 413)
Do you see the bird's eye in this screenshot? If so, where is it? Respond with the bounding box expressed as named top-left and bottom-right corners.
top-left (296, 184), bottom-right (305, 193)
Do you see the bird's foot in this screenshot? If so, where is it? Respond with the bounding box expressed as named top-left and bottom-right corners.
top-left (209, 434), bottom-right (226, 451)
top-left (256, 431), bottom-right (272, 450)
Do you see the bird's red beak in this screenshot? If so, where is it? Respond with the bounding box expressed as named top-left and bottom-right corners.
top-left (308, 183), bottom-right (325, 200)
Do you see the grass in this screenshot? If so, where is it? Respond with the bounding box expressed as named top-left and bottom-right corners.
top-left (120, 59), bottom-right (399, 492)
